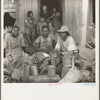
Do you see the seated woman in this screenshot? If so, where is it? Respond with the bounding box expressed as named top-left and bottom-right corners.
top-left (4, 26), bottom-right (26, 61)
top-left (35, 25), bottom-right (56, 54)
top-left (4, 26), bottom-right (34, 82)
top-left (4, 25), bottom-right (26, 75)
top-left (54, 25), bottom-right (77, 78)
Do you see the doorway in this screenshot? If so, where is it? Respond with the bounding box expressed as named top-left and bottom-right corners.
top-left (40, 0), bottom-right (63, 24)
top-left (4, 12), bottom-right (16, 28)
top-left (92, 0), bottom-right (95, 24)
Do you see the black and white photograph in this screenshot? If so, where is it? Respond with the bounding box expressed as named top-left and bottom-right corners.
top-left (3, 0), bottom-right (96, 83)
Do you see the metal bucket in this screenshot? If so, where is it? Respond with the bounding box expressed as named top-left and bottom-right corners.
top-left (30, 65), bottom-right (38, 76)
top-left (48, 65), bottom-right (56, 77)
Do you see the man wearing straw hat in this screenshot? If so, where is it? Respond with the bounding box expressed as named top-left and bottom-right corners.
top-left (54, 25), bottom-right (77, 78)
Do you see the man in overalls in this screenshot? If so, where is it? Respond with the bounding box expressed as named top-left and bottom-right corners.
top-left (54, 25), bottom-right (77, 78)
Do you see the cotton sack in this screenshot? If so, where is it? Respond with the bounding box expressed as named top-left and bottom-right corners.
top-left (59, 66), bottom-right (83, 83)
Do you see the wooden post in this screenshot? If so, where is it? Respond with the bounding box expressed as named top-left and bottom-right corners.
top-left (80, 0), bottom-right (89, 47)
top-left (31, 0), bottom-right (39, 20)
top-left (15, 0), bottom-right (19, 26)
top-left (62, 0), bottom-right (65, 25)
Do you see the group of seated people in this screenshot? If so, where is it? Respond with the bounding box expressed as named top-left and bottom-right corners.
top-left (4, 9), bottom-right (78, 81)
top-left (4, 24), bottom-right (77, 78)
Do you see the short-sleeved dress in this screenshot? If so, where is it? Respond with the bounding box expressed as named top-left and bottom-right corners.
top-left (25, 17), bottom-right (37, 45)
top-left (4, 33), bottom-right (25, 61)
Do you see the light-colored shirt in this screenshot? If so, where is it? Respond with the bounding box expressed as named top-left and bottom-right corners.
top-left (35, 34), bottom-right (55, 50)
top-left (55, 36), bottom-right (77, 52)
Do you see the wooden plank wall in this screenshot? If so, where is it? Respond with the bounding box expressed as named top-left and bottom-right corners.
top-left (81, 0), bottom-right (89, 46)
top-left (63, 0), bottom-right (93, 45)
top-left (86, 0), bottom-right (93, 43)
top-left (63, 0), bottom-right (82, 44)
top-left (16, 0), bottom-right (39, 33)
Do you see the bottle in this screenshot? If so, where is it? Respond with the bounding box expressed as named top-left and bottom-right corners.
top-left (30, 65), bottom-right (38, 76)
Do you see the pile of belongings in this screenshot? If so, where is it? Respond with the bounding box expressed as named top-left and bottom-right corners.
top-left (59, 47), bottom-right (95, 83)
top-left (4, 46), bottom-right (95, 83)
top-left (4, 51), bottom-right (51, 83)
top-left (4, 52), bottom-right (32, 83)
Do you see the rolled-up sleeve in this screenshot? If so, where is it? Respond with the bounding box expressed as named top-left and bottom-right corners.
top-left (67, 37), bottom-right (77, 51)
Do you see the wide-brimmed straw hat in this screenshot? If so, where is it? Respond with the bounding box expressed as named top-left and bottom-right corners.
top-left (58, 25), bottom-right (69, 32)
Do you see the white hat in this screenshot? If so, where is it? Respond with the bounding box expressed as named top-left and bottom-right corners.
top-left (58, 25), bottom-right (69, 32)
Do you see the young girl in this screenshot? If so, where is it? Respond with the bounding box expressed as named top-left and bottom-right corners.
top-left (25, 11), bottom-right (37, 45)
